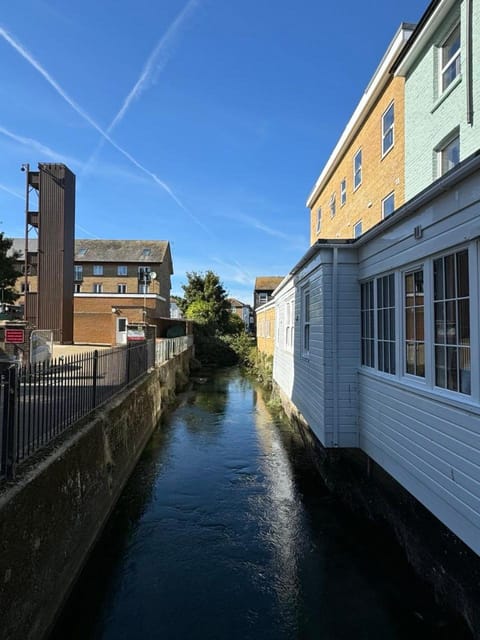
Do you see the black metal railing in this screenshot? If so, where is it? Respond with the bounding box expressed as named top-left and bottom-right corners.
top-left (0, 339), bottom-right (155, 481)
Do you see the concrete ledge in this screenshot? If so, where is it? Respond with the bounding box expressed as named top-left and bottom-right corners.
top-left (0, 348), bottom-right (191, 640)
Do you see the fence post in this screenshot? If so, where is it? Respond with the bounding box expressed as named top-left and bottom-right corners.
top-left (92, 350), bottom-right (98, 410)
top-left (126, 343), bottom-right (131, 384)
top-left (4, 365), bottom-right (18, 480)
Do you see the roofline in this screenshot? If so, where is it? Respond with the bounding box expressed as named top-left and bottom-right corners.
top-left (393, 0), bottom-right (457, 76)
top-left (288, 150), bottom-right (480, 282)
top-left (306, 23), bottom-right (415, 208)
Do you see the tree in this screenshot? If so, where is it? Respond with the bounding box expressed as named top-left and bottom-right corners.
top-left (0, 233), bottom-right (21, 304)
top-left (180, 271), bottom-right (231, 334)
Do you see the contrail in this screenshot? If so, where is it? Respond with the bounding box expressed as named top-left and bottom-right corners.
top-left (0, 183), bottom-right (23, 200)
top-left (82, 0), bottom-right (199, 178)
top-left (0, 124), bottom-right (75, 165)
top-left (0, 23), bottom-right (205, 225)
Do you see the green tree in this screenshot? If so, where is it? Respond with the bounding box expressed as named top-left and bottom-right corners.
top-left (0, 233), bottom-right (21, 304)
top-left (180, 271), bottom-right (230, 334)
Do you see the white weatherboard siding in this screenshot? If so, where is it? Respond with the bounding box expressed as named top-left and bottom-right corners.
top-left (274, 248), bottom-right (360, 448)
top-left (357, 162), bottom-right (480, 555)
top-left (359, 372), bottom-right (480, 554)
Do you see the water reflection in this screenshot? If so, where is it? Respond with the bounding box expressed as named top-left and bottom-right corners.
top-left (50, 368), bottom-right (471, 640)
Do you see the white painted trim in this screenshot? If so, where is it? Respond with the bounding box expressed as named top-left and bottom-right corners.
top-left (74, 293), bottom-right (166, 302)
top-left (306, 24), bottom-right (414, 207)
top-left (394, 0), bottom-right (458, 77)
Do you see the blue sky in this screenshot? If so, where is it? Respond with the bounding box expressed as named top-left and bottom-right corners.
top-left (0, 0), bottom-right (427, 304)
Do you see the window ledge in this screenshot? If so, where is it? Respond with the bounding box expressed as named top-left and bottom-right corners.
top-left (431, 75), bottom-right (462, 114)
top-left (381, 145), bottom-right (394, 161)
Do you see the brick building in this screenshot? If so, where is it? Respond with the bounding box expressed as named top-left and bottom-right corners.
top-left (12, 238), bottom-right (173, 345)
top-left (307, 23), bottom-right (414, 242)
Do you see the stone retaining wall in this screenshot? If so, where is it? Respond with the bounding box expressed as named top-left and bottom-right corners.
top-left (0, 349), bottom-right (191, 640)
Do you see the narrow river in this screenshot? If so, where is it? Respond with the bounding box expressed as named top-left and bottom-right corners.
top-left (50, 368), bottom-right (468, 640)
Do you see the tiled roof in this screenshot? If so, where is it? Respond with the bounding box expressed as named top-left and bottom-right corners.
top-left (254, 276), bottom-right (284, 291)
top-left (9, 238), bottom-right (171, 268)
top-left (74, 239), bottom-right (170, 263)
top-left (227, 297), bottom-right (246, 308)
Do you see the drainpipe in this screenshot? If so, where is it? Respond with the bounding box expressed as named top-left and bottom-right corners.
top-left (466, 0), bottom-right (474, 124)
top-left (332, 247), bottom-right (339, 447)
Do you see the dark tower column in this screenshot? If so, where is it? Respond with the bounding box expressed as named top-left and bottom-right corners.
top-left (35, 163), bottom-right (76, 344)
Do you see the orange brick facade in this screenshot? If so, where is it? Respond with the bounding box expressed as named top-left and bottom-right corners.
top-left (309, 76), bottom-right (406, 243)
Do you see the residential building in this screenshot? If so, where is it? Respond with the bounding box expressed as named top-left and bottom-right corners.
top-left (255, 300), bottom-right (276, 356)
top-left (228, 297), bottom-right (253, 332)
top-left (253, 276), bottom-right (284, 309)
top-left (307, 24), bottom-right (414, 243)
top-left (274, 151), bottom-right (480, 559)
top-left (12, 239), bottom-right (173, 345)
top-left (394, 0), bottom-right (480, 199)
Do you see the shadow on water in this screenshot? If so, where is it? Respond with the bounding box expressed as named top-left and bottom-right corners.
top-left (49, 368), bottom-right (472, 640)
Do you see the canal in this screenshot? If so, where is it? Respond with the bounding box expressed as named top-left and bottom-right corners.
top-left (50, 368), bottom-right (469, 640)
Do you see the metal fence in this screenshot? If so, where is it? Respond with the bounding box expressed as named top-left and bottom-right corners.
top-left (155, 335), bottom-right (193, 364)
top-left (0, 339), bottom-right (156, 481)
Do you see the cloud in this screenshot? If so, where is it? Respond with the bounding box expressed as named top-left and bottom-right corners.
top-left (0, 125), bottom-right (78, 166)
top-left (82, 0), bottom-right (200, 180)
top-left (0, 183), bottom-right (23, 200)
top-left (223, 211), bottom-right (307, 249)
top-left (0, 23), bottom-right (204, 226)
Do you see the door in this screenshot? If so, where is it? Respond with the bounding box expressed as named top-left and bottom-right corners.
top-left (116, 317), bottom-right (127, 345)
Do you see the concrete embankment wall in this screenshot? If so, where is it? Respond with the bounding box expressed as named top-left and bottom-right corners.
top-left (0, 349), bottom-right (191, 640)
top-left (272, 382), bottom-right (480, 639)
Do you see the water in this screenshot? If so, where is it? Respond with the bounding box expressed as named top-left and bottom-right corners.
top-left (50, 368), bottom-right (469, 640)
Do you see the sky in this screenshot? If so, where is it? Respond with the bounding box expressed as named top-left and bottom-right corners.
top-left (0, 0), bottom-right (428, 305)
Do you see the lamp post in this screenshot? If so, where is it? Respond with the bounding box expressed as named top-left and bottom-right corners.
top-left (21, 163), bottom-right (30, 321)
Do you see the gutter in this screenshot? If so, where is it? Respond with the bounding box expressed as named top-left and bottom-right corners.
top-left (466, 0), bottom-right (474, 125)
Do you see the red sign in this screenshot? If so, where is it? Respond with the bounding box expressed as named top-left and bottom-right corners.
top-left (5, 329), bottom-right (25, 344)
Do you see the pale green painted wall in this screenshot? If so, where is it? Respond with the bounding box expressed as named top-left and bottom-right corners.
top-left (404, 0), bottom-right (480, 200)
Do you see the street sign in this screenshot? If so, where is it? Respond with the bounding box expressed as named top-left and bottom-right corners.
top-left (5, 329), bottom-right (25, 344)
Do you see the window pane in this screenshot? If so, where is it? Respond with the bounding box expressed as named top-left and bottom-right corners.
top-left (435, 302), bottom-right (445, 343)
top-left (415, 308), bottom-right (424, 341)
top-left (456, 250), bottom-right (469, 297)
top-left (444, 253), bottom-right (456, 298)
top-left (459, 348), bottom-right (471, 394)
top-left (435, 346), bottom-right (446, 388)
top-left (458, 299), bottom-right (470, 343)
top-left (446, 346), bottom-right (458, 391)
top-left (406, 308), bottom-right (414, 340)
top-left (416, 344), bottom-right (425, 378)
top-left (406, 342), bottom-right (415, 374)
top-left (433, 258), bottom-right (444, 300)
top-left (446, 300), bottom-right (457, 344)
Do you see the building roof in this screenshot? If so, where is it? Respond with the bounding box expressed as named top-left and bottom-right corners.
top-left (254, 276), bottom-right (284, 291)
top-left (74, 239), bottom-right (170, 264)
top-left (228, 297), bottom-right (246, 308)
top-left (9, 238), bottom-right (172, 271)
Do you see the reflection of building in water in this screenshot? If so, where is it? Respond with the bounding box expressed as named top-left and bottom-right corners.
top-left (252, 388), bottom-right (304, 613)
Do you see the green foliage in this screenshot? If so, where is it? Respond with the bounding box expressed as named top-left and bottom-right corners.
top-left (179, 271), bottom-right (230, 335)
top-left (225, 312), bottom-right (245, 336)
top-left (0, 233), bottom-right (21, 303)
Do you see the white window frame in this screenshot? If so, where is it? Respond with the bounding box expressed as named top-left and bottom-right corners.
top-left (117, 283), bottom-right (127, 294)
top-left (440, 22), bottom-right (461, 94)
top-left (74, 265), bottom-right (83, 280)
top-left (340, 178), bottom-right (346, 206)
top-left (382, 102), bottom-right (394, 157)
top-left (437, 133), bottom-right (460, 177)
top-left (117, 265), bottom-right (128, 276)
top-left (316, 207), bottom-right (322, 233)
top-left (73, 283), bottom-right (81, 293)
top-left (382, 192), bottom-right (395, 218)
top-left (354, 221), bottom-right (362, 238)
top-left (329, 193), bottom-right (336, 218)
top-left (353, 149), bottom-right (362, 190)
top-left (93, 283), bottom-right (103, 293)
top-left (404, 267), bottom-right (425, 379)
top-left (93, 265), bottom-right (103, 276)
